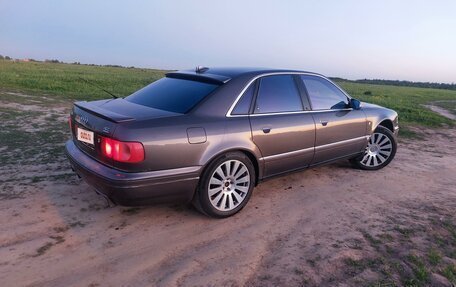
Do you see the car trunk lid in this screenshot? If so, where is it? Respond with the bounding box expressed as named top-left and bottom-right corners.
top-left (70, 98), bottom-right (180, 167)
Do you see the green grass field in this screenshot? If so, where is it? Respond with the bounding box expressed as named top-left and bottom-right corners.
top-left (337, 81), bottom-right (456, 128)
top-left (0, 60), bottom-right (167, 100)
top-left (1, 59), bottom-right (455, 135)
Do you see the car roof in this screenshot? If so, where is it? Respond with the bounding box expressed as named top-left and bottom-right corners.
top-left (166, 67), bottom-right (322, 85)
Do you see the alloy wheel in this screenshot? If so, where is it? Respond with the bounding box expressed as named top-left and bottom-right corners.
top-left (208, 160), bottom-right (251, 212)
top-left (360, 132), bottom-right (393, 168)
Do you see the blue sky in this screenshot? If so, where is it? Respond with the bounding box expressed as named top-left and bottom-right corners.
top-left (1, 0), bottom-right (455, 83)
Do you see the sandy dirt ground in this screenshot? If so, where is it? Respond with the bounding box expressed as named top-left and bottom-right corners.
top-left (424, 104), bottom-right (456, 120)
top-left (0, 97), bottom-right (455, 286)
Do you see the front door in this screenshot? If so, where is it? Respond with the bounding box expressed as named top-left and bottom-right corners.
top-left (299, 75), bottom-right (367, 164)
top-left (249, 75), bottom-right (315, 177)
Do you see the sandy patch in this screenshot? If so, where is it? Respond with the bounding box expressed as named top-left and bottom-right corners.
top-left (424, 104), bottom-right (456, 120)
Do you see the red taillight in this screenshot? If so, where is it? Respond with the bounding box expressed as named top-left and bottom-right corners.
top-left (100, 137), bottom-right (144, 163)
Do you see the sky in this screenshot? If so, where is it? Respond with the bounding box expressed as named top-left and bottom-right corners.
top-left (1, 0), bottom-right (455, 83)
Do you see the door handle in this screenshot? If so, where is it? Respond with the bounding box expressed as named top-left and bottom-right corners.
top-left (320, 120), bottom-right (328, 126)
top-left (262, 127), bottom-right (271, 134)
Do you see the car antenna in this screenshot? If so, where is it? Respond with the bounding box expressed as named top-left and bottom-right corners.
top-left (195, 66), bottom-right (209, 73)
top-left (78, 77), bottom-right (119, 99)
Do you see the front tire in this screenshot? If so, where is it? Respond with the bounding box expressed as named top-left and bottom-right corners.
top-left (351, 126), bottom-right (397, 170)
top-left (193, 152), bottom-right (255, 218)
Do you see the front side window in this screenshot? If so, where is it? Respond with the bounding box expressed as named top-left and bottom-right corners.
top-left (254, 75), bottom-right (303, 114)
top-left (126, 77), bottom-right (220, 113)
top-left (301, 75), bottom-right (349, 110)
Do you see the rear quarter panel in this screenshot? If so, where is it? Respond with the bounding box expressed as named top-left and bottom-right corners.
top-left (113, 115), bottom-right (260, 173)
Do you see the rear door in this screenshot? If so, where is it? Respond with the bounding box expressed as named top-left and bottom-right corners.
top-left (300, 75), bottom-right (368, 164)
top-left (248, 75), bottom-right (315, 177)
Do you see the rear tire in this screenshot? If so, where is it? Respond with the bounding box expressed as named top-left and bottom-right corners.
top-left (350, 126), bottom-right (397, 170)
top-left (193, 152), bottom-right (255, 218)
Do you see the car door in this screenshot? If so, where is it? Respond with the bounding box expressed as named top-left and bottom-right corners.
top-left (299, 75), bottom-right (368, 165)
top-left (249, 74), bottom-right (315, 177)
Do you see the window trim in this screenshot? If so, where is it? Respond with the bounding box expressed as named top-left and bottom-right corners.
top-left (293, 74), bottom-right (312, 111)
top-left (226, 72), bottom-right (352, 117)
top-left (248, 79), bottom-right (260, 114)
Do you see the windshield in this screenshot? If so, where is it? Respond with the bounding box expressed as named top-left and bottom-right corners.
top-left (125, 77), bottom-right (220, 113)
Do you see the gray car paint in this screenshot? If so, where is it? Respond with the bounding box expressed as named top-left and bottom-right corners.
top-left (66, 68), bottom-right (398, 205)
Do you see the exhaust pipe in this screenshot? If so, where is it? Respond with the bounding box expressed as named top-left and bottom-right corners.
top-left (70, 166), bottom-right (82, 179)
top-left (68, 164), bottom-right (114, 207)
top-left (94, 189), bottom-right (116, 208)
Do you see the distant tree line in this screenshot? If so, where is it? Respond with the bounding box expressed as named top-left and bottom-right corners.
top-left (45, 59), bottom-right (61, 63)
top-left (331, 77), bottom-right (456, 91)
top-left (0, 55), bottom-right (137, 69)
top-left (356, 79), bottom-right (456, 91)
top-left (2, 55), bottom-right (453, 90)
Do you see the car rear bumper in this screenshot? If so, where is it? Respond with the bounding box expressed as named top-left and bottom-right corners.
top-left (65, 140), bottom-right (201, 206)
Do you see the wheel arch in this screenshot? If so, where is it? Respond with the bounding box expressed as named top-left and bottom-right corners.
top-left (377, 119), bottom-right (394, 132)
top-left (200, 148), bottom-right (261, 186)
top-left (363, 105), bottom-right (398, 134)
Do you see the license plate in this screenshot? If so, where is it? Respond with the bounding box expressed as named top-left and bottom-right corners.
top-left (77, 127), bottom-right (94, 145)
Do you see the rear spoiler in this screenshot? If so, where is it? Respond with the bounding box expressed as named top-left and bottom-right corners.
top-left (166, 71), bottom-right (230, 85)
top-left (74, 101), bottom-right (134, 123)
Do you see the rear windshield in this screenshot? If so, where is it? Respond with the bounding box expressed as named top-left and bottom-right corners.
top-left (125, 77), bottom-right (219, 113)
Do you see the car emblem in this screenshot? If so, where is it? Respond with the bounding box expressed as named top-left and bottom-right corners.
top-left (75, 114), bottom-right (89, 125)
top-left (102, 127), bottom-right (110, 133)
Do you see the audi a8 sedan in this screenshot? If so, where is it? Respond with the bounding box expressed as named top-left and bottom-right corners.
top-left (65, 67), bottom-right (399, 217)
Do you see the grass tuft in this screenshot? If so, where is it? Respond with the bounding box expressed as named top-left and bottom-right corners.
top-left (442, 264), bottom-right (456, 283)
top-left (406, 254), bottom-right (430, 284)
top-left (427, 249), bottom-right (442, 266)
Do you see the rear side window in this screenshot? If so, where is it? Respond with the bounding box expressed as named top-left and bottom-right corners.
top-left (254, 75), bottom-right (303, 114)
top-left (301, 75), bottom-right (348, 110)
top-left (126, 77), bottom-right (219, 113)
top-left (231, 82), bottom-right (255, 115)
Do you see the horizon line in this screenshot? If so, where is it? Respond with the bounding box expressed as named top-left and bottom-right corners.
top-left (1, 55), bottom-right (455, 86)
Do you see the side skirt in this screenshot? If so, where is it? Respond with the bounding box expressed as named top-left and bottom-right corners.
top-left (258, 151), bottom-right (364, 183)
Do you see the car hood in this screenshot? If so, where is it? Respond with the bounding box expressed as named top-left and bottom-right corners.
top-left (361, 102), bottom-right (382, 109)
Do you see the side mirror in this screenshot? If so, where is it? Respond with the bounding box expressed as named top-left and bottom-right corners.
top-left (349, 98), bottom-right (361, 110)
